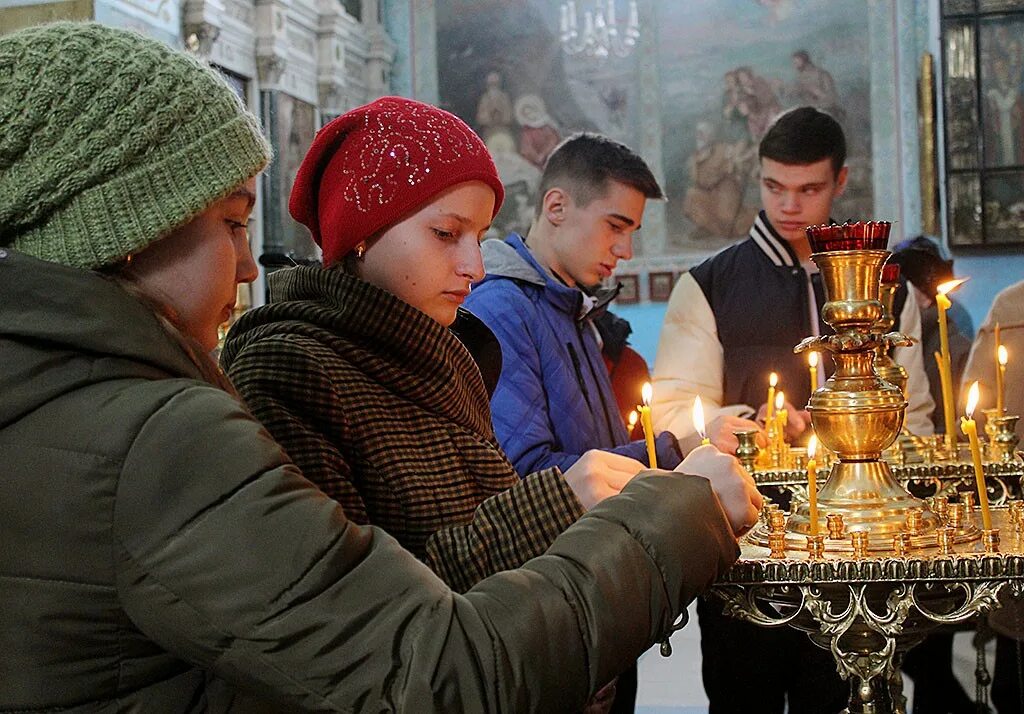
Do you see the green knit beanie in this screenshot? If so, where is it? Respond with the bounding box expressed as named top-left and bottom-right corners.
top-left (0, 22), bottom-right (272, 269)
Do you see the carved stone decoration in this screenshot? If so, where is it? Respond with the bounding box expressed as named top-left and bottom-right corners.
top-left (255, 0), bottom-right (290, 89)
top-left (181, 0), bottom-right (225, 58)
top-left (257, 53), bottom-right (286, 86)
top-left (184, 21), bottom-right (221, 57)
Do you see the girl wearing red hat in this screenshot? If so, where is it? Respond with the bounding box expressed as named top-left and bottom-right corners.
top-left (222, 96), bottom-right (653, 591)
top-left (222, 97), bottom-right (757, 712)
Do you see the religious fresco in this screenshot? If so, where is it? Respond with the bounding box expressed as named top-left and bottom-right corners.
top-left (436, 0), bottom-right (873, 259)
top-left (436, 0), bottom-right (641, 241)
top-left (658, 0), bottom-right (872, 252)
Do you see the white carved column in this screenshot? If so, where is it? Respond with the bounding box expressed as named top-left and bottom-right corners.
top-left (363, 0), bottom-right (395, 100)
top-left (255, 0), bottom-right (289, 88)
top-left (316, 0), bottom-right (347, 118)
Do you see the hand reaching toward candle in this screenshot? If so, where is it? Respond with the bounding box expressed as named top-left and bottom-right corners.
top-left (678, 415), bottom-right (766, 455)
top-left (756, 400), bottom-right (812, 441)
top-left (675, 444), bottom-right (763, 536)
top-left (563, 450), bottom-right (646, 511)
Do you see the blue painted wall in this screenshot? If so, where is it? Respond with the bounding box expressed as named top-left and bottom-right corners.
top-left (953, 254), bottom-right (1024, 333)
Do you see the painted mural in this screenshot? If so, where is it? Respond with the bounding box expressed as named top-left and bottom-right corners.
top-left (436, 0), bottom-right (873, 258)
top-left (659, 0), bottom-right (872, 252)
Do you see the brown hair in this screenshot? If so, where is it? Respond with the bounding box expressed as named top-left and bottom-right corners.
top-left (100, 267), bottom-right (237, 394)
top-left (537, 132), bottom-right (664, 216)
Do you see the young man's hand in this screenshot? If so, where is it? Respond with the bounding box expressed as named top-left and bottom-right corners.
top-left (674, 444), bottom-right (763, 536)
top-left (757, 400), bottom-right (813, 441)
top-left (563, 450), bottom-right (645, 511)
top-left (678, 415), bottom-right (766, 455)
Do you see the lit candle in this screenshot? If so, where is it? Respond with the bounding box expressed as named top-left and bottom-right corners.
top-left (936, 278), bottom-right (968, 452)
top-left (775, 391), bottom-right (786, 449)
top-left (808, 351), bottom-right (819, 392)
top-left (767, 372), bottom-right (778, 423)
top-left (807, 434), bottom-right (819, 537)
top-left (960, 381), bottom-right (993, 531)
top-left (627, 409), bottom-right (638, 436)
top-left (639, 382), bottom-right (657, 469)
top-left (693, 396), bottom-right (710, 446)
top-left (998, 344), bottom-right (1008, 415)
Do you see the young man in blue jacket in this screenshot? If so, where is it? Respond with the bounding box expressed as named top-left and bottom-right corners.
top-left (466, 133), bottom-right (755, 712)
top-left (466, 133), bottom-right (683, 480)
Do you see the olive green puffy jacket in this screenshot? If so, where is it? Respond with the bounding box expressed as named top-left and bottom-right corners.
top-left (0, 250), bottom-right (738, 712)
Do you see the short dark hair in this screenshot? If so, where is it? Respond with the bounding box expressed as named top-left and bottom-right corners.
top-left (759, 106), bottom-right (846, 176)
top-left (538, 132), bottom-right (664, 213)
top-left (890, 235), bottom-right (954, 296)
top-left (792, 50), bottom-right (810, 63)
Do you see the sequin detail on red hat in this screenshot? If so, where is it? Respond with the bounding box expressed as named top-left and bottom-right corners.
top-left (340, 98), bottom-right (487, 213)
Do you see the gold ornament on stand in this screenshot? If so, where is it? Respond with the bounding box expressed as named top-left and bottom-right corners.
top-left (748, 222), bottom-right (947, 551)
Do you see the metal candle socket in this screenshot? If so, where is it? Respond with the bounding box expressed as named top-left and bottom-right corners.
top-left (991, 414), bottom-right (1021, 462)
top-left (734, 429), bottom-right (761, 471)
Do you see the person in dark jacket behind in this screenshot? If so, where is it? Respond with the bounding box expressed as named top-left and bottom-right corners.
top-left (0, 22), bottom-right (754, 712)
top-left (890, 235), bottom-right (973, 435)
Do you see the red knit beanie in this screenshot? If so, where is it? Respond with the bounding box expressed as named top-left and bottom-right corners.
top-left (290, 96), bottom-right (505, 266)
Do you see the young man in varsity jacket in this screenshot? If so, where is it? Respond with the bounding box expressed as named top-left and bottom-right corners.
top-left (651, 107), bottom-right (934, 714)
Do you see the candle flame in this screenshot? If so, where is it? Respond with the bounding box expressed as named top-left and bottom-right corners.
top-left (999, 344), bottom-right (1008, 366)
top-left (769, 372), bottom-right (778, 387)
top-left (807, 434), bottom-right (817, 459)
top-left (628, 410), bottom-right (638, 428)
top-left (808, 351), bottom-right (818, 368)
top-left (937, 278), bottom-right (968, 296)
top-left (641, 382), bottom-right (652, 406)
top-left (966, 380), bottom-right (980, 418)
top-left (692, 396), bottom-right (706, 439)
top-left (775, 390), bottom-right (785, 411)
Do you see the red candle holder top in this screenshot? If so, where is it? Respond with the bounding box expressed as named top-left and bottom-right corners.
top-left (881, 263), bottom-right (900, 284)
top-left (806, 221), bottom-right (892, 253)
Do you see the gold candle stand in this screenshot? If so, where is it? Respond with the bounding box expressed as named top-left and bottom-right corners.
top-left (711, 222), bottom-right (1024, 714)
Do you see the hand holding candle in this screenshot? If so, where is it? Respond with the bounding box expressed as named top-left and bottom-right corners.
top-left (960, 381), bottom-right (993, 531)
top-left (807, 434), bottom-right (819, 537)
top-left (639, 382), bottom-right (657, 469)
top-left (692, 396), bottom-right (710, 446)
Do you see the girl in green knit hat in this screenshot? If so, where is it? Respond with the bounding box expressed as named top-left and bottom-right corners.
top-left (0, 22), bottom-right (741, 713)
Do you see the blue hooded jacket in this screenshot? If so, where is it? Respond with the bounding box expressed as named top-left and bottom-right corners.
top-left (465, 234), bottom-right (681, 477)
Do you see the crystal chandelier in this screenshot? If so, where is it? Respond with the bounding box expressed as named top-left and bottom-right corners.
top-left (559, 1), bottom-right (641, 59)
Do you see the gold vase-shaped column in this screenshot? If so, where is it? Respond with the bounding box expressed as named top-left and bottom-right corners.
top-left (873, 264), bottom-right (908, 396)
top-left (787, 223), bottom-right (939, 550)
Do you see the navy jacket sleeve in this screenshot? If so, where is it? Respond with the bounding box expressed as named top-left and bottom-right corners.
top-left (467, 282), bottom-right (681, 476)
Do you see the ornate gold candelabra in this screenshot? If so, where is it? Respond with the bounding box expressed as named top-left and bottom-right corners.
top-left (749, 223), bottom-right (948, 550)
top-left (712, 221), bottom-right (1024, 714)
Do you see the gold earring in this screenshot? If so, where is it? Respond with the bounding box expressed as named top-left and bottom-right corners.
top-left (354, 243), bottom-right (366, 259)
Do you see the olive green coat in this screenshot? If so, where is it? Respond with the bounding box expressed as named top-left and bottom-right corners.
top-left (0, 250), bottom-right (738, 712)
